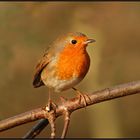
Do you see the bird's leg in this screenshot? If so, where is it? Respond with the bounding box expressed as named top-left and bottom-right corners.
top-left (46, 88), bottom-right (57, 112)
top-left (47, 88), bottom-right (51, 111)
top-left (72, 87), bottom-right (91, 107)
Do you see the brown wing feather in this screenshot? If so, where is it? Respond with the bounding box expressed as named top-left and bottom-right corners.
top-left (33, 51), bottom-right (50, 88)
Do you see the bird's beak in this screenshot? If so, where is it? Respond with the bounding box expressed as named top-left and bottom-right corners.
top-left (84, 39), bottom-right (96, 44)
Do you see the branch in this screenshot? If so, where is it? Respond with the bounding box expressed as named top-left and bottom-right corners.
top-left (0, 80), bottom-right (140, 138)
top-left (61, 108), bottom-right (71, 138)
top-left (23, 119), bottom-right (49, 138)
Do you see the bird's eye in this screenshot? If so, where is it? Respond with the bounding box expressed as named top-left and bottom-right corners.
top-left (71, 40), bottom-right (77, 44)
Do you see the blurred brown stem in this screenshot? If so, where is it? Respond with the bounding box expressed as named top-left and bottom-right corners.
top-left (23, 119), bottom-right (49, 138)
top-left (0, 80), bottom-right (140, 138)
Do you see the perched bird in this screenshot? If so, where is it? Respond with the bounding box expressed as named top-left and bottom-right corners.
top-left (33, 32), bottom-right (95, 110)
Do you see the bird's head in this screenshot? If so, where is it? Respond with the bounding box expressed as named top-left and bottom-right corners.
top-left (52, 32), bottom-right (95, 55)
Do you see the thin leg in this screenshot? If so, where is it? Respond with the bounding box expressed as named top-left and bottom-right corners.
top-left (46, 88), bottom-right (57, 112)
top-left (45, 88), bottom-right (51, 111)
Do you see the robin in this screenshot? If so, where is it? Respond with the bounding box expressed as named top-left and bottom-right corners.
top-left (33, 32), bottom-right (95, 111)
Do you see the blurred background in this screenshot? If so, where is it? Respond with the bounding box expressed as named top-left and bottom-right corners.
top-left (0, 2), bottom-right (140, 138)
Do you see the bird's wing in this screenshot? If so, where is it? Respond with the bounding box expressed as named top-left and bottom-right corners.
top-left (33, 50), bottom-right (50, 88)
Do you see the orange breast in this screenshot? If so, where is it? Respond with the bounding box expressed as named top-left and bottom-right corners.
top-left (56, 47), bottom-right (90, 80)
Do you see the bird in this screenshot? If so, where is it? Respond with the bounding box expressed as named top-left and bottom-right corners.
top-left (33, 32), bottom-right (95, 111)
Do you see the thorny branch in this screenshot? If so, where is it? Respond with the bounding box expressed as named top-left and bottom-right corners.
top-left (0, 80), bottom-right (140, 138)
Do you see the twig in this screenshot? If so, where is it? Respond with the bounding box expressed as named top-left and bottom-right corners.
top-left (0, 80), bottom-right (140, 138)
top-left (23, 119), bottom-right (49, 138)
top-left (60, 96), bottom-right (71, 138)
top-left (47, 109), bottom-right (56, 138)
top-left (61, 109), bottom-right (71, 138)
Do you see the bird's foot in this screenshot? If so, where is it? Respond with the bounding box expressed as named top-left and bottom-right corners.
top-left (45, 99), bottom-right (57, 112)
top-left (72, 87), bottom-right (91, 107)
top-left (77, 92), bottom-right (88, 107)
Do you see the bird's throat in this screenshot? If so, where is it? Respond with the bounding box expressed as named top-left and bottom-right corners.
top-left (56, 47), bottom-right (90, 80)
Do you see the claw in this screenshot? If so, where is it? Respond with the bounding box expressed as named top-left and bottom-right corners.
top-left (84, 93), bottom-right (92, 102)
top-left (77, 93), bottom-right (87, 107)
